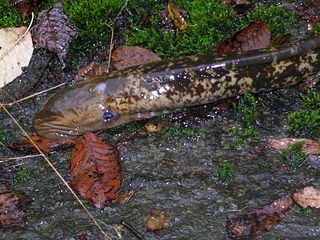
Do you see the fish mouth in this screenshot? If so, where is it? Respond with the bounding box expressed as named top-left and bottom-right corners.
top-left (33, 117), bottom-right (81, 140)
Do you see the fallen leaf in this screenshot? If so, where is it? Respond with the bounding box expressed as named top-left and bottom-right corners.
top-left (218, 0), bottom-right (253, 14)
top-left (31, 2), bottom-right (77, 66)
top-left (159, 1), bottom-right (187, 32)
top-left (292, 186), bottom-right (320, 209)
top-left (111, 46), bottom-right (161, 70)
top-left (70, 132), bottom-right (122, 209)
top-left (226, 195), bottom-right (293, 239)
top-left (145, 209), bottom-right (171, 232)
top-left (267, 138), bottom-right (320, 155)
top-left (167, 0), bottom-right (188, 30)
top-left (0, 27), bottom-right (33, 88)
top-left (216, 19), bottom-right (270, 53)
top-left (296, 0), bottom-right (320, 21)
top-left (143, 123), bottom-right (165, 134)
top-left (10, 0), bottom-right (45, 18)
top-left (0, 185), bottom-right (25, 228)
top-left (115, 190), bottom-right (135, 204)
top-left (75, 61), bottom-right (109, 82)
top-left (9, 133), bottom-right (75, 153)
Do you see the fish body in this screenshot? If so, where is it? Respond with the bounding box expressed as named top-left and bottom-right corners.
top-left (34, 36), bottom-right (320, 139)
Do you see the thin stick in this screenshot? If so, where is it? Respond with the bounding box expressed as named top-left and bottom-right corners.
top-left (3, 82), bottom-right (66, 106)
top-left (0, 154), bottom-right (42, 161)
top-left (0, 13), bottom-right (35, 60)
top-left (0, 103), bottom-right (113, 239)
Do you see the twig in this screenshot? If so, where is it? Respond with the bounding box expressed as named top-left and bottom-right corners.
top-left (0, 154), bottom-right (42, 162)
top-left (121, 221), bottom-right (144, 240)
top-left (106, 0), bottom-right (129, 72)
top-left (3, 82), bottom-right (66, 106)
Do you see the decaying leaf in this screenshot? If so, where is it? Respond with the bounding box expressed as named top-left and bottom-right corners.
top-left (143, 123), bottom-right (165, 134)
top-left (216, 19), bottom-right (270, 53)
top-left (31, 2), bottom-right (77, 66)
top-left (0, 27), bottom-right (34, 88)
top-left (145, 209), bottom-right (171, 232)
top-left (9, 133), bottom-right (75, 153)
top-left (115, 190), bottom-right (135, 204)
top-left (70, 132), bottom-right (122, 208)
top-left (218, 0), bottom-right (253, 14)
top-left (167, 0), bottom-right (188, 30)
top-left (75, 61), bottom-right (109, 82)
top-left (0, 185), bottom-right (25, 228)
top-left (292, 186), bottom-right (320, 209)
top-left (226, 195), bottom-right (293, 239)
top-left (159, 1), bottom-right (187, 32)
top-left (10, 0), bottom-right (45, 18)
top-left (111, 46), bottom-right (161, 70)
top-left (267, 138), bottom-right (320, 155)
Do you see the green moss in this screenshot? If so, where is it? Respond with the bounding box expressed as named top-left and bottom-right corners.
top-left (160, 126), bottom-right (205, 139)
top-left (231, 93), bottom-right (260, 145)
top-left (127, 2), bottom-right (297, 58)
top-left (15, 166), bottom-right (29, 183)
top-left (215, 162), bottom-right (234, 182)
top-left (0, 131), bottom-right (6, 147)
top-left (0, 1), bottom-right (22, 28)
top-left (280, 141), bottom-right (306, 169)
top-left (287, 91), bottom-right (320, 139)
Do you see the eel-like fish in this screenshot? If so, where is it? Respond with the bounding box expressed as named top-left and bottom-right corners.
top-left (34, 36), bottom-right (320, 140)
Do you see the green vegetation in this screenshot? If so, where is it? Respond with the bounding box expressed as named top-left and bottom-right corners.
top-left (215, 162), bottom-right (234, 182)
top-left (0, 131), bottom-right (6, 147)
top-left (127, 1), bottom-right (297, 58)
top-left (0, 1), bottom-right (21, 27)
top-left (15, 166), bottom-right (29, 183)
top-left (280, 141), bottom-right (306, 169)
top-left (231, 93), bottom-right (260, 145)
top-left (160, 126), bottom-right (206, 139)
top-left (287, 91), bottom-right (320, 139)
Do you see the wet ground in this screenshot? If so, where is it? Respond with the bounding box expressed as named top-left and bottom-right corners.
top-left (0, 46), bottom-right (319, 240)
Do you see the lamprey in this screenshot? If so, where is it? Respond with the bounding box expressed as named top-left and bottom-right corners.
top-left (34, 36), bottom-right (320, 139)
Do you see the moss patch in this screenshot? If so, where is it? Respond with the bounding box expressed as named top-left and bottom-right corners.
top-left (0, 1), bottom-right (22, 28)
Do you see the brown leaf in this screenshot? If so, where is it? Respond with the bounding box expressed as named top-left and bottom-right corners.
top-left (159, 1), bottom-right (187, 32)
top-left (9, 133), bottom-right (75, 153)
top-left (292, 186), bottom-right (320, 209)
top-left (111, 46), bottom-right (161, 70)
top-left (10, 0), bottom-right (45, 18)
top-left (70, 132), bottom-right (122, 209)
top-left (296, 0), bottom-right (320, 21)
top-left (267, 138), bottom-right (320, 155)
top-left (115, 190), bottom-right (135, 204)
top-left (0, 185), bottom-right (25, 228)
top-left (145, 209), bottom-right (171, 232)
top-left (218, 0), bottom-right (253, 14)
top-left (226, 195), bottom-right (293, 239)
top-left (31, 2), bottom-right (78, 66)
top-left (75, 61), bottom-right (109, 82)
top-left (167, 0), bottom-right (188, 30)
top-left (216, 19), bottom-right (270, 53)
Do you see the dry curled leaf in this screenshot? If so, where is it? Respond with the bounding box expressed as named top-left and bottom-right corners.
top-left (267, 138), bottom-right (320, 155)
top-left (226, 195), bottom-right (293, 239)
top-left (9, 133), bottom-right (75, 153)
top-left (159, 1), bottom-right (187, 32)
top-left (216, 19), bottom-right (270, 53)
top-left (145, 209), bottom-right (171, 232)
top-left (292, 186), bottom-right (320, 209)
top-left (0, 185), bottom-right (25, 228)
top-left (10, 0), bottom-right (45, 18)
top-left (167, 0), bottom-right (188, 30)
top-left (31, 2), bottom-right (77, 66)
top-left (0, 27), bottom-right (34, 88)
top-left (70, 132), bottom-right (122, 208)
top-left (111, 46), bottom-right (161, 70)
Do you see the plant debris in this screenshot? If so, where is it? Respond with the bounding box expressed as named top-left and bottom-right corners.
top-left (0, 27), bottom-right (34, 88)
top-left (226, 195), bottom-right (294, 239)
top-left (31, 2), bottom-right (77, 67)
top-left (0, 185), bottom-right (25, 228)
top-left (267, 138), bottom-right (320, 155)
top-left (10, 0), bottom-right (45, 18)
top-left (292, 186), bottom-right (320, 209)
top-left (159, 0), bottom-right (187, 32)
top-left (145, 209), bottom-right (171, 232)
top-left (70, 132), bottom-right (122, 209)
top-left (216, 19), bottom-right (270, 53)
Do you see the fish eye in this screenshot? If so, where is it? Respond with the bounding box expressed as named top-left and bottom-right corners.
top-left (102, 110), bottom-right (114, 120)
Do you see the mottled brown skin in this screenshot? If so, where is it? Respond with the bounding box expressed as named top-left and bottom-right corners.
top-left (34, 36), bottom-right (320, 139)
